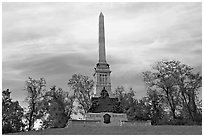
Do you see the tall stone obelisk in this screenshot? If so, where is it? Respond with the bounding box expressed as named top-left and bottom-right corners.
top-left (94, 12), bottom-right (113, 97)
top-left (85, 13), bottom-right (127, 124)
top-left (99, 12), bottom-right (106, 63)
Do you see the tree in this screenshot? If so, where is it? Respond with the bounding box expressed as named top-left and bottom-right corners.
top-left (41, 86), bottom-right (74, 128)
top-left (114, 86), bottom-right (138, 120)
top-left (172, 63), bottom-right (202, 122)
top-left (24, 77), bottom-right (46, 131)
top-left (143, 67), bottom-right (179, 119)
top-left (68, 74), bottom-right (94, 115)
top-left (147, 89), bottom-right (165, 125)
top-left (114, 86), bottom-right (152, 121)
top-left (2, 89), bottom-right (24, 134)
top-left (114, 86), bottom-right (134, 113)
top-left (143, 60), bottom-right (202, 124)
top-left (133, 97), bottom-right (152, 121)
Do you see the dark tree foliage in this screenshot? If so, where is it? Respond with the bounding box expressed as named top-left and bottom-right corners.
top-left (68, 74), bottom-right (94, 115)
top-left (2, 89), bottom-right (24, 134)
top-left (23, 77), bottom-right (75, 130)
top-left (41, 86), bottom-right (74, 129)
top-left (114, 86), bottom-right (135, 114)
top-left (147, 89), bottom-right (165, 125)
top-left (133, 97), bottom-right (152, 121)
top-left (114, 86), bottom-right (151, 121)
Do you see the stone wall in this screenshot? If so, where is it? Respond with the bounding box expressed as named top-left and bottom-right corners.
top-left (67, 119), bottom-right (101, 127)
top-left (85, 112), bottom-right (128, 125)
top-left (67, 114), bottom-right (151, 127)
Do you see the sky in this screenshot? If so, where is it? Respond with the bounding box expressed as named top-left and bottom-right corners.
top-left (2, 2), bottom-right (202, 107)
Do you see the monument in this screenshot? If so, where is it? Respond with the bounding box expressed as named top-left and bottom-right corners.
top-left (94, 12), bottom-right (113, 97)
top-left (85, 12), bottom-right (127, 125)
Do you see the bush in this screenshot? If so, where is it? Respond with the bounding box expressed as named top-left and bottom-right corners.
top-left (2, 124), bottom-right (12, 134)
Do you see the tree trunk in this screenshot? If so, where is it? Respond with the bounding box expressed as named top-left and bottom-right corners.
top-left (181, 90), bottom-right (194, 121)
top-left (188, 91), bottom-right (198, 122)
top-left (170, 95), bottom-right (176, 119)
top-left (28, 102), bottom-right (35, 131)
top-left (164, 88), bottom-right (176, 119)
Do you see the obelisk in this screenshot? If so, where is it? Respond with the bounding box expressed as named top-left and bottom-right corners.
top-left (95, 12), bottom-right (113, 97)
top-left (99, 12), bottom-right (106, 63)
top-left (86, 13), bottom-right (128, 125)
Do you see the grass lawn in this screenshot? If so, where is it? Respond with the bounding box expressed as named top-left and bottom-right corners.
top-left (10, 125), bottom-right (202, 135)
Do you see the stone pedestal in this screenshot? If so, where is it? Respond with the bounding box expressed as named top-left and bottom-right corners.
top-left (85, 112), bottom-right (127, 126)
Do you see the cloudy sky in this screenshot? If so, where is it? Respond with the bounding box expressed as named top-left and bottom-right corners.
top-left (2, 2), bottom-right (202, 107)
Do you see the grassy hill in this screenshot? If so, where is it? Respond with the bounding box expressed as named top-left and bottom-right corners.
top-left (10, 125), bottom-right (202, 135)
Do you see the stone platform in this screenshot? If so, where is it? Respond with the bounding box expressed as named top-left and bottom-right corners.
top-left (67, 116), bottom-right (151, 127)
top-left (85, 112), bottom-right (128, 125)
top-left (67, 113), bottom-right (152, 127)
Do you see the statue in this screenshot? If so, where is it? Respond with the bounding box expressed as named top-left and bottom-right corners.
top-left (100, 87), bottom-right (109, 98)
top-left (88, 87), bottom-right (122, 113)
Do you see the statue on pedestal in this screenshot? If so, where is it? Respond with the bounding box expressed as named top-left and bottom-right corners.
top-left (88, 87), bottom-right (122, 113)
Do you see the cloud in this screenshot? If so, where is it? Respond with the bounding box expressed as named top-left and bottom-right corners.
top-left (2, 2), bottom-right (202, 105)
top-left (3, 52), bottom-right (96, 83)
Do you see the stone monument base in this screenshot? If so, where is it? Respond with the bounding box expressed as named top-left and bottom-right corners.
top-left (85, 112), bottom-right (128, 126)
top-left (67, 114), bottom-right (151, 127)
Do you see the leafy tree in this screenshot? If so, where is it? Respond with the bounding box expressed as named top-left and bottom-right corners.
top-left (147, 89), bottom-right (165, 125)
top-left (68, 74), bottom-right (94, 115)
top-left (143, 64), bottom-right (180, 119)
top-left (143, 60), bottom-right (202, 124)
top-left (114, 86), bottom-right (152, 121)
top-left (122, 88), bottom-right (137, 119)
top-left (133, 97), bottom-right (151, 121)
top-left (41, 86), bottom-right (74, 128)
top-left (24, 77), bottom-right (46, 131)
top-left (114, 86), bottom-right (135, 114)
top-left (159, 61), bottom-right (202, 123)
top-left (114, 86), bottom-right (125, 102)
top-left (114, 87), bottom-right (137, 120)
top-left (2, 89), bottom-right (24, 134)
